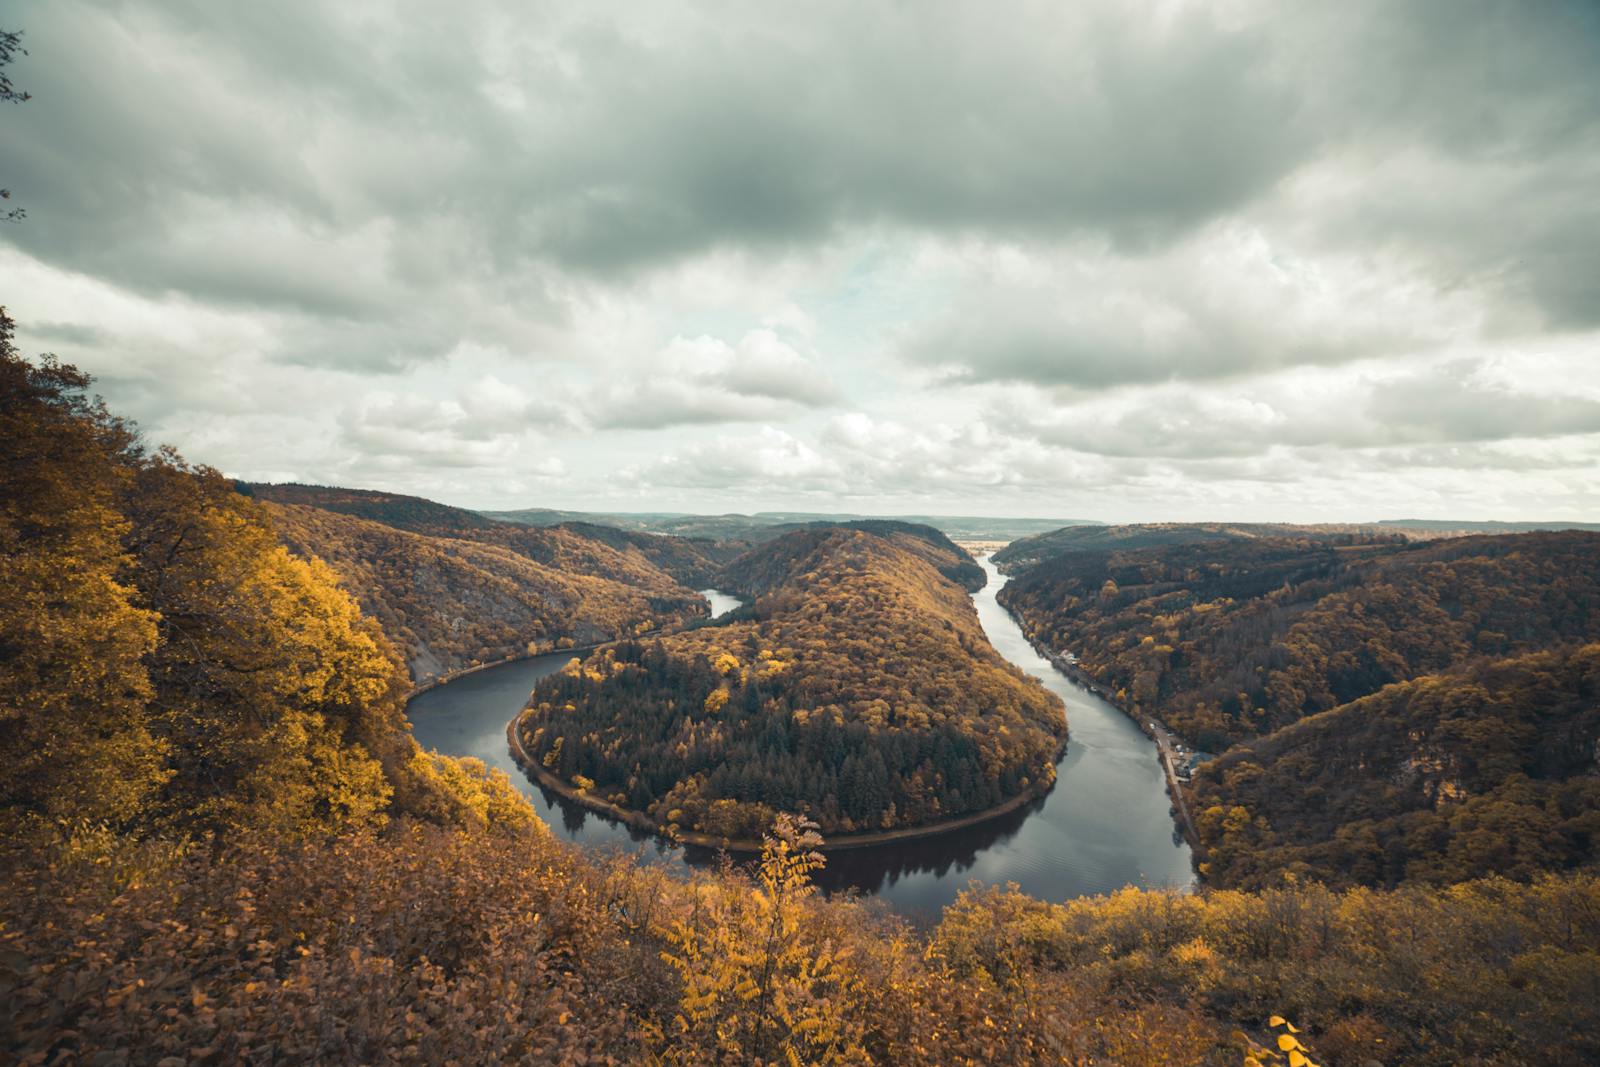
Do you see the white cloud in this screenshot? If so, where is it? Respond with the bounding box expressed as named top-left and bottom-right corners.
top-left (1, 0), bottom-right (1597, 519)
top-left (588, 329), bottom-right (839, 429)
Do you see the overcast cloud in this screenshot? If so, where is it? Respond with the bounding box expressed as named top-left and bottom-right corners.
top-left (2, 0), bottom-right (1597, 521)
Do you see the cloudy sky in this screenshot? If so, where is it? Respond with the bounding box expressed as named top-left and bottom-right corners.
top-left (3, 1), bottom-right (1598, 521)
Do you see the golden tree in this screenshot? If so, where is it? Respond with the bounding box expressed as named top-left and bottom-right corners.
top-left (658, 814), bottom-right (869, 1065)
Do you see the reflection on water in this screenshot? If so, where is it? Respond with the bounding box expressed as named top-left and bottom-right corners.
top-left (408, 567), bottom-right (1193, 915)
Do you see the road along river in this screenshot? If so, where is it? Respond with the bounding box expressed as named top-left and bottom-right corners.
top-left (409, 565), bottom-right (1192, 916)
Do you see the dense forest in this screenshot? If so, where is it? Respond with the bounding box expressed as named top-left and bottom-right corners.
top-left (518, 526), bottom-right (1065, 838)
top-left (1192, 643), bottom-right (1600, 890)
top-left (246, 485), bottom-right (729, 684)
top-left (717, 519), bottom-right (987, 595)
top-left (7, 312), bottom-right (1600, 1063)
top-left (992, 521), bottom-right (1410, 570)
top-left (998, 533), bottom-right (1600, 750)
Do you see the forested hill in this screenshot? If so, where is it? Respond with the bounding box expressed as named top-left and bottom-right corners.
top-left (998, 531), bottom-right (1600, 750)
top-left (552, 519), bottom-right (743, 585)
top-left (242, 481), bottom-right (501, 531)
top-left (518, 527), bottom-right (1064, 838)
top-left (721, 519), bottom-right (985, 596)
top-left (992, 521), bottom-right (1405, 570)
top-left (245, 481), bottom-right (726, 587)
top-left (244, 482), bottom-right (742, 684)
top-left (265, 503), bottom-right (707, 685)
top-left (1192, 642), bottom-right (1600, 890)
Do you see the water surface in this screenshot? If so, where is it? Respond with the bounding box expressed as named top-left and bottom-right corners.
top-left (408, 565), bottom-right (1193, 915)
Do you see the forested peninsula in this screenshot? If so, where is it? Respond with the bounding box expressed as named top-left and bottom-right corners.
top-left (517, 525), bottom-right (1066, 840)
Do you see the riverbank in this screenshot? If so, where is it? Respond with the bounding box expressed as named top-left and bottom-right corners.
top-left (999, 603), bottom-right (1202, 854)
top-left (404, 643), bottom-right (606, 701)
top-left (506, 714), bottom-right (1066, 854)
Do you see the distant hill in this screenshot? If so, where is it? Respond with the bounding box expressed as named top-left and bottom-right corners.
top-left (265, 503), bottom-right (707, 684)
top-left (995, 518), bottom-right (1600, 570)
top-left (241, 482), bottom-right (501, 531)
top-left (485, 506), bottom-right (1095, 543)
top-left (246, 482), bottom-right (724, 587)
top-left (1376, 517), bottom-right (1600, 534)
top-left (720, 520), bottom-right (985, 597)
top-left (993, 521), bottom-right (1405, 570)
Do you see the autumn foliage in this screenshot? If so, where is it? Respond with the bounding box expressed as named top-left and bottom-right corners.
top-left (6, 313), bottom-right (1600, 1065)
top-left (519, 527), bottom-right (1066, 838)
top-left (0, 308), bottom-right (532, 843)
top-left (1193, 642), bottom-right (1600, 889)
top-left (1000, 534), bottom-right (1600, 751)
top-left (253, 487), bottom-right (715, 685)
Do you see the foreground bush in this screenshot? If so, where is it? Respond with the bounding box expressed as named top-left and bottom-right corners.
top-left (6, 816), bottom-right (1596, 1065)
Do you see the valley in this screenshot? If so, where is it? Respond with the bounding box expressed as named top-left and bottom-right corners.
top-left (409, 556), bottom-right (1192, 913)
top-left (6, 315), bottom-right (1599, 1064)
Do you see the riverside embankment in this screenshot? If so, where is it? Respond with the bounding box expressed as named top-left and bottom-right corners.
top-left (1000, 610), bottom-right (1201, 852)
top-left (505, 716), bottom-right (1066, 854)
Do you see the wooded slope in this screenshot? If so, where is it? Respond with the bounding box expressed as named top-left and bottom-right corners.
top-left (1192, 642), bottom-right (1600, 890)
top-left (246, 482), bottom-right (727, 587)
top-left (247, 484), bottom-right (718, 684)
top-left (265, 502), bottom-right (706, 684)
top-left (718, 519), bottom-right (985, 596)
top-left (998, 532), bottom-right (1600, 750)
top-left (518, 527), bottom-right (1064, 837)
top-left (992, 521), bottom-right (1406, 570)
top-left (0, 312), bottom-right (535, 843)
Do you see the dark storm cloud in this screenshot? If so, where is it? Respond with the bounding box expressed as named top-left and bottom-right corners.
top-left (0, 1), bottom-right (1304, 313)
top-left (1262, 0), bottom-right (1600, 332)
top-left (899, 1), bottom-right (1600, 389)
top-left (7, 1), bottom-right (1593, 361)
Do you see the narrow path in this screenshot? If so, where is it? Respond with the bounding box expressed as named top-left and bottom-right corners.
top-left (1148, 724), bottom-right (1201, 849)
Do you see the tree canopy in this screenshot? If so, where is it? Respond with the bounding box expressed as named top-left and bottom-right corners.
top-left (520, 526), bottom-right (1065, 837)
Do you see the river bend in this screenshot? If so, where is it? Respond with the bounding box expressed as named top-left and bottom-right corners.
top-left (408, 564), bottom-right (1192, 914)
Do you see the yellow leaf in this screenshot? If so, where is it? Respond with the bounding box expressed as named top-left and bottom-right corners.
top-left (1289, 1052), bottom-right (1308, 1067)
top-left (1269, 1015), bottom-right (1286, 1027)
top-left (1278, 1034), bottom-right (1303, 1052)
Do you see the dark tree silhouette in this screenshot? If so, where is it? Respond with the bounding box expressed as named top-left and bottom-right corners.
top-left (1, 28), bottom-right (29, 222)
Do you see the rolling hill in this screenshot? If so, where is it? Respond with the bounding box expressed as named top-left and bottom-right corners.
top-left (516, 526), bottom-right (1064, 838)
top-left (997, 531), bottom-right (1600, 750)
top-left (1191, 642), bottom-right (1600, 890)
top-left (246, 483), bottom-right (728, 684)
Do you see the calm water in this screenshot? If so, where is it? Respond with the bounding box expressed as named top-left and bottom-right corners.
top-left (408, 566), bottom-right (1193, 915)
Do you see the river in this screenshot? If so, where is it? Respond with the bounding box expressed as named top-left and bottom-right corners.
top-left (409, 564), bottom-right (1193, 916)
